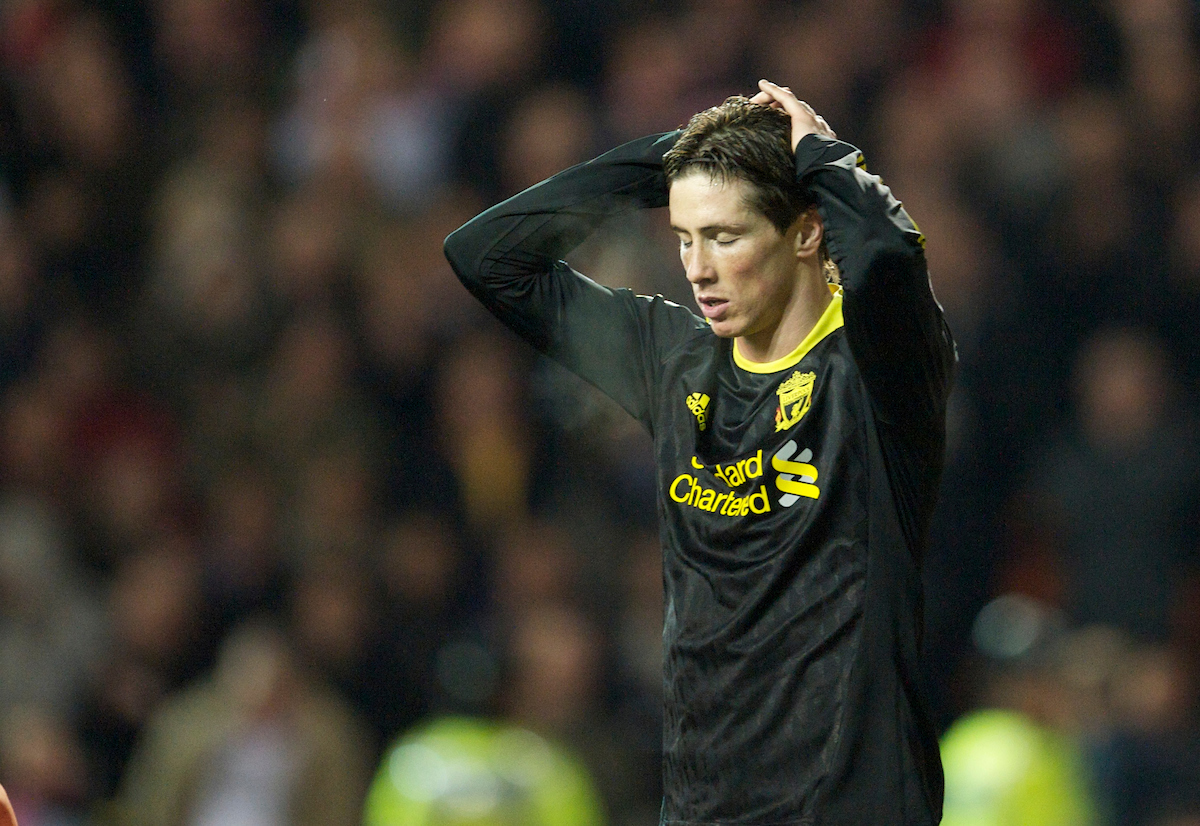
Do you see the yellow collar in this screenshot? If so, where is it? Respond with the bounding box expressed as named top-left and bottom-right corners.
top-left (732, 286), bottom-right (844, 374)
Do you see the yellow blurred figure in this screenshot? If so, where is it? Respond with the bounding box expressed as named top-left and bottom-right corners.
top-left (940, 708), bottom-right (1094, 826)
top-left (363, 716), bottom-right (605, 826)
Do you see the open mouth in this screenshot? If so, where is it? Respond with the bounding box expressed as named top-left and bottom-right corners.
top-left (697, 296), bottom-right (728, 319)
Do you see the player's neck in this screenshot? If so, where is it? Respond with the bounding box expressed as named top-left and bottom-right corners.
top-left (737, 270), bottom-right (833, 364)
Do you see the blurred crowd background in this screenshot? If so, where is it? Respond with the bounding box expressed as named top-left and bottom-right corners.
top-left (2, 0), bottom-right (1200, 824)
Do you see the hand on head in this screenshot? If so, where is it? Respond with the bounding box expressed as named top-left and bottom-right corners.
top-left (749, 80), bottom-right (836, 149)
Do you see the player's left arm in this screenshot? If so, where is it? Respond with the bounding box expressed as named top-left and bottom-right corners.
top-left (809, 141), bottom-right (955, 428)
top-left (757, 80), bottom-right (956, 553)
top-left (752, 80), bottom-right (955, 427)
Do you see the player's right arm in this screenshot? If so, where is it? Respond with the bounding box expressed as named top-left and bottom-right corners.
top-left (444, 132), bottom-right (695, 429)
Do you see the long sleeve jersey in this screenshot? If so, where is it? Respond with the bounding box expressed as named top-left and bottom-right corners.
top-left (444, 131), bottom-right (956, 826)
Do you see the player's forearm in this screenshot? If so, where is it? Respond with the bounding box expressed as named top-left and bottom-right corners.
top-left (443, 131), bottom-right (679, 306)
top-left (441, 131), bottom-right (682, 422)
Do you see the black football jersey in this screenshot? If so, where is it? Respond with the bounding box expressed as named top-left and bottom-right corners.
top-left (445, 131), bottom-right (956, 826)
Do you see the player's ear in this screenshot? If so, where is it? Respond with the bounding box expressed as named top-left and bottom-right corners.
top-left (794, 207), bottom-right (823, 259)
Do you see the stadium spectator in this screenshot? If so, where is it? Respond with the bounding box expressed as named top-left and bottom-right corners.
top-left (115, 621), bottom-right (372, 826)
top-left (1021, 326), bottom-right (1200, 641)
top-left (940, 594), bottom-right (1097, 826)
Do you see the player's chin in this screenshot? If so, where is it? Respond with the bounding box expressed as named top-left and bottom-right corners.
top-left (708, 319), bottom-right (740, 338)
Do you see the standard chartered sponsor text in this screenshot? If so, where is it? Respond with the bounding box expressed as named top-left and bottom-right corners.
top-left (670, 450), bottom-right (771, 517)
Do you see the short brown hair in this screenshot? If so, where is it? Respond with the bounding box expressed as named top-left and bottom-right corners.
top-left (663, 96), bottom-right (816, 235)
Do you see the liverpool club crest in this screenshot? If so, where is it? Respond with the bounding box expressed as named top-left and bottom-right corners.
top-left (774, 371), bottom-right (815, 432)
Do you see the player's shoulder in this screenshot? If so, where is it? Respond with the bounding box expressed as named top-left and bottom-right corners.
top-left (609, 289), bottom-right (721, 371)
top-left (618, 289), bottom-right (710, 337)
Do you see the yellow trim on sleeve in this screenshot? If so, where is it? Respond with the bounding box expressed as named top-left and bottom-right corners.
top-left (733, 286), bottom-right (844, 374)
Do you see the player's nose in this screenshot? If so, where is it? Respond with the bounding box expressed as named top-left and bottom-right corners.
top-left (684, 247), bottom-right (714, 285)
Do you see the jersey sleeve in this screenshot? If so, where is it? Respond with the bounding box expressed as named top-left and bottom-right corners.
top-left (797, 135), bottom-right (957, 555)
top-left (443, 131), bottom-right (702, 432)
top-left (795, 134), bottom-right (957, 431)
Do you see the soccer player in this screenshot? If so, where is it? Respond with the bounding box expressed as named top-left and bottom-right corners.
top-left (444, 79), bottom-right (955, 825)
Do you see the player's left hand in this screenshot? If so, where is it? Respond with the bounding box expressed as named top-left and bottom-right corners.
top-left (749, 80), bottom-right (836, 150)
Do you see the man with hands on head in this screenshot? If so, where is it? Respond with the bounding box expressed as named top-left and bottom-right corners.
top-left (445, 79), bottom-right (955, 825)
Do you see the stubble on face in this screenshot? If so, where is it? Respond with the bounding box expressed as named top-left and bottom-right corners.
top-left (668, 172), bottom-right (805, 348)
